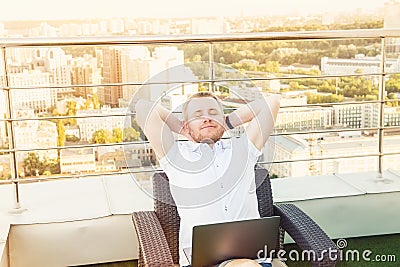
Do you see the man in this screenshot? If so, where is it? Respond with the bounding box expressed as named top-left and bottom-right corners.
top-left (135, 91), bottom-right (280, 267)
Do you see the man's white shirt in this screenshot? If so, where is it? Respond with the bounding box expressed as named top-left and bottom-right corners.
top-left (158, 134), bottom-right (262, 266)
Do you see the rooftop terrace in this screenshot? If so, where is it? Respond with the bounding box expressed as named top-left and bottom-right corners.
top-left (0, 29), bottom-right (399, 266)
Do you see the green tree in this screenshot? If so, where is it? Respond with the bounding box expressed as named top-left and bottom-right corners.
top-left (52, 108), bottom-right (60, 116)
top-left (65, 100), bottom-right (77, 125)
top-left (264, 61), bottom-right (280, 73)
top-left (111, 127), bottom-right (123, 143)
top-left (387, 93), bottom-right (399, 107)
top-left (56, 120), bottom-right (65, 147)
top-left (192, 54), bottom-right (202, 62)
top-left (92, 94), bottom-right (101, 109)
top-left (46, 158), bottom-right (61, 175)
top-left (386, 74), bottom-right (400, 94)
top-left (24, 152), bottom-right (44, 177)
top-left (306, 93), bottom-right (344, 104)
top-left (92, 129), bottom-right (112, 144)
top-left (123, 127), bottom-right (140, 142)
top-left (131, 119), bottom-right (146, 140)
top-left (83, 98), bottom-right (94, 110)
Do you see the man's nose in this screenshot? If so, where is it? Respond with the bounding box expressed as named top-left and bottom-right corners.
top-left (202, 116), bottom-right (212, 122)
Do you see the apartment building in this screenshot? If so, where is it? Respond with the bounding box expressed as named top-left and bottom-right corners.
top-left (76, 106), bottom-right (127, 142)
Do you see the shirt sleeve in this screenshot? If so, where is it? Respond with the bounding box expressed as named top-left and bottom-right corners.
top-left (244, 133), bottom-right (263, 159)
top-left (158, 141), bottom-right (179, 172)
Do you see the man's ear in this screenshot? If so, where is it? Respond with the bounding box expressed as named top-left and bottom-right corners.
top-left (179, 120), bottom-right (189, 135)
top-left (180, 121), bottom-right (195, 142)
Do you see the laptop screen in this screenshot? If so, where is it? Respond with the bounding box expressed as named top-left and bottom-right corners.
top-left (187, 216), bottom-right (280, 267)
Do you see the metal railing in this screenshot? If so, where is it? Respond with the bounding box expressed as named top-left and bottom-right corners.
top-left (1, 28), bottom-right (400, 210)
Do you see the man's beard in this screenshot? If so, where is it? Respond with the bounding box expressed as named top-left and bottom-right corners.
top-left (189, 126), bottom-right (224, 144)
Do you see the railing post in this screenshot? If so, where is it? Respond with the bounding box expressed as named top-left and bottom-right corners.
top-left (1, 46), bottom-right (25, 212)
top-left (376, 37), bottom-right (392, 182)
top-left (209, 42), bottom-right (215, 92)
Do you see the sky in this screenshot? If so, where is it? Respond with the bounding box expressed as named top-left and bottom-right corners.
top-left (0, 0), bottom-right (388, 21)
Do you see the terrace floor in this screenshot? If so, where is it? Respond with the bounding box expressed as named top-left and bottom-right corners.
top-left (87, 233), bottom-right (400, 267)
top-left (1, 170), bottom-right (399, 266)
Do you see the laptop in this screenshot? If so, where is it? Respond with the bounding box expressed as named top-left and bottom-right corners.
top-left (183, 216), bottom-right (280, 267)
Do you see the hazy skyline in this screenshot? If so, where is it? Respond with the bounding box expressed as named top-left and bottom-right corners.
top-left (0, 0), bottom-right (387, 21)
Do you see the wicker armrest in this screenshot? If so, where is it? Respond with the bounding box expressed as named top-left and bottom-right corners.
top-left (132, 211), bottom-right (174, 267)
top-left (273, 203), bottom-right (340, 267)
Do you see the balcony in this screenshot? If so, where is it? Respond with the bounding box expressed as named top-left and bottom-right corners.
top-left (0, 29), bottom-right (400, 267)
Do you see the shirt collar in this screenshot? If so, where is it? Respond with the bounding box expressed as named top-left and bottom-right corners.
top-left (188, 138), bottom-right (232, 152)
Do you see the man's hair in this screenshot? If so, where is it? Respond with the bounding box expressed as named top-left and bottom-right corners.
top-left (182, 91), bottom-right (223, 121)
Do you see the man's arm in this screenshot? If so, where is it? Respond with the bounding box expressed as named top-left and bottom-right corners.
top-left (226, 94), bottom-right (281, 151)
top-left (135, 99), bottom-right (183, 159)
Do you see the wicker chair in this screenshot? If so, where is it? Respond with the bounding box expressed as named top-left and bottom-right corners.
top-left (132, 166), bottom-right (339, 267)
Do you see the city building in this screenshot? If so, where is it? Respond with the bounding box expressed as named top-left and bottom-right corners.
top-left (108, 19), bottom-right (125, 34)
top-left (60, 147), bottom-right (96, 174)
top-left (136, 20), bottom-right (171, 35)
top-left (160, 93), bottom-right (188, 112)
top-left (384, 0), bottom-right (400, 53)
top-left (55, 97), bottom-right (86, 114)
top-left (278, 63), bottom-right (320, 73)
top-left (332, 103), bottom-right (400, 129)
top-left (190, 18), bottom-right (228, 34)
top-left (6, 47), bottom-right (32, 67)
top-left (59, 20), bottom-right (109, 36)
top-left (321, 54), bottom-right (400, 75)
top-left (98, 47), bottom-right (123, 107)
top-left (95, 160), bottom-right (117, 173)
top-left (98, 147), bottom-right (142, 170)
top-left (318, 134), bottom-right (400, 175)
top-left (65, 125), bottom-right (81, 140)
top-left (0, 154), bottom-right (11, 178)
top-left (384, 106), bottom-right (400, 126)
top-left (76, 106), bottom-right (128, 142)
top-left (28, 23), bottom-right (57, 37)
top-left (279, 91), bottom-right (309, 106)
top-left (9, 70), bottom-right (56, 113)
top-left (127, 143), bottom-right (158, 166)
top-left (31, 47), bottom-right (74, 99)
top-left (333, 104), bottom-right (364, 128)
top-left (13, 109), bottom-right (58, 160)
top-left (267, 135), bottom-right (311, 178)
top-left (268, 133), bottom-right (400, 178)
top-left (276, 106), bottom-right (333, 131)
top-left (70, 54), bottom-right (102, 98)
top-left (119, 46), bottom-right (152, 107)
top-left (229, 85), bottom-right (264, 101)
top-left (243, 71), bottom-right (281, 92)
top-left (119, 46), bottom-right (196, 107)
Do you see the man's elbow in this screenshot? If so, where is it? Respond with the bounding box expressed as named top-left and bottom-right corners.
top-left (268, 94), bottom-right (281, 113)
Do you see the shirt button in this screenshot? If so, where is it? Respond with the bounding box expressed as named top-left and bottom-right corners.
top-left (220, 183), bottom-right (224, 188)
top-left (216, 164), bottom-right (219, 168)
top-left (224, 205), bottom-right (228, 212)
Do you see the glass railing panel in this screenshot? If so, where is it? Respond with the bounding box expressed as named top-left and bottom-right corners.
top-left (276, 102), bottom-right (380, 135)
top-left (0, 32), bottom-right (398, 192)
top-left (0, 50), bottom-right (5, 88)
top-left (213, 38), bottom-right (382, 77)
top-left (385, 37), bottom-right (400, 75)
top-left (262, 155), bottom-right (379, 179)
top-left (384, 155), bottom-right (400, 174)
top-left (0, 152), bottom-right (11, 182)
top-left (381, 127), bottom-right (400, 166)
top-left (260, 130), bottom-right (379, 178)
